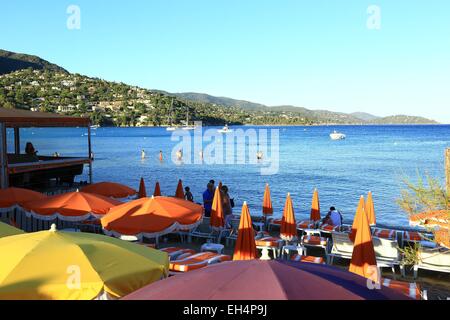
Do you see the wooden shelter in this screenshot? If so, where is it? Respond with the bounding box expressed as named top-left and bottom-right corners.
top-left (0, 108), bottom-right (92, 189)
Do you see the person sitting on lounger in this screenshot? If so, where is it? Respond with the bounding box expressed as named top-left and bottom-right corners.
top-left (321, 206), bottom-right (343, 226)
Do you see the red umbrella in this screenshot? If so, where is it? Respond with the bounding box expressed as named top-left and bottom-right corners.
top-left (153, 182), bottom-right (161, 197)
top-left (138, 178), bottom-right (147, 198)
top-left (123, 260), bottom-right (410, 300)
top-left (175, 180), bottom-right (184, 199)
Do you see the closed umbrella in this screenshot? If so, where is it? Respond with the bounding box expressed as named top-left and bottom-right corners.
top-left (349, 196), bottom-right (378, 280)
top-left (153, 181), bottom-right (162, 197)
top-left (22, 190), bottom-right (121, 221)
top-left (0, 224), bottom-right (168, 300)
top-left (175, 180), bottom-right (184, 199)
top-left (233, 202), bottom-right (258, 261)
top-left (262, 184), bottom-right (273, 216)
top-left (350, 196), bottom-right (365, 243)
top-left (280, 193), bottom-right (297, 241)
top-left (310, 188), bottom-right (321, 222)
top-left (101, 196), bottom-right (203, 239)
top-left (123, 260), bottom-right (409, 300)
top-left (138, 178), bottom-right (147, 198)
top-left (366, 191), bottom-right (376, 226)
top-left (81, 182), bottom-right (136, 199)
top-left (210, 187), bottom-right (224, 230)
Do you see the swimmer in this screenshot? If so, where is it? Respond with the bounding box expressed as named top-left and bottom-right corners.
top-left (256, 151), bottom-right (263, 160)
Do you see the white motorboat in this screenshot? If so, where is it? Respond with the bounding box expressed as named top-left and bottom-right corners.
top-left (166, 126), bottom-right (178, 131)
top-left (330, 130), bottom-right (346, 140)
top-left (90, 125), bottom-right (100, 129)
top-left (218, 124), bottom-right (233, 133)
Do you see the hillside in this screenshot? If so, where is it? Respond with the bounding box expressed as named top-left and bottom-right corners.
top-left (370, 115), bottom-right (438, 125)
top-left (0, 49), bottom-right (439, 126)
top-left (0, 50), bottom-right (67, 75)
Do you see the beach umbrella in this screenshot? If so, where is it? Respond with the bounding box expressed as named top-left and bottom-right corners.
top-left (138, 178), bottom-right (147, 198)
top-left (349, 197), bottom-right (378, 280)
top-left (101, 196), bottom-right (203, 239)
top-left (349, 196), bottom-right (366, 243)
top-left (175, 180), bottom-right (184, 199)
top-left (210, 187), bottom-right (224, 230)
top-left (280, 193), bottom-right (297, 241)
top-left (233, 202), bottom-right (258, 261)
top-left (153, 181), bottom-right (162, 197)
top-left (123, 260), bottom-right (409, 300)
top-left (262, 184), bottom-right (273, 216)
top-left (81, 182), bottom-right (137, 199)
top-left (22, 190), bottom-right (121, 222)
top-left (0, 221), bottom-right (24, 238)
top-left (366, 191), bottom-right (376, 226)
top-left (0, 224), bottom-right (168, 300)
top-left (310, 188), bottom-right (321, 222)
top-left (0, 187), bottom-right (46, 213)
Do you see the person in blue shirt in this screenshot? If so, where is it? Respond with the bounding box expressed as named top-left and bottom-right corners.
top-left (202, 182), bottom-right (214, 217)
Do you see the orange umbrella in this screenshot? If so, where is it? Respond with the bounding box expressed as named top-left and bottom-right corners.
top-left (0, 187), bottom-right (46, 212)
top-left (22, 191), bottom-right (122, 221)
top-left (262, 184), bottom-right (273, 216)
top-left (349, 196), bottom-right (378, 281)
top-left (350, 196), bottom-right (366, 243)
top-left (101, 196), bottom-right (203, 238)
top-left (233, 202), bottom-right (258, 261)
top-left (153, 182), bottom-right (162, 197)
top-left (365, 191), bottom-right (376, 226)
top-left (138, 178), bottom-right (147, 198)
top-left (81, 182), bottom-right (137, 199)
top-left (210, 187), bottom-right (224, 229)
top-left (310, 188), bottom-right (321, 221)
top-left (280, 193), bottom-right (297, 241)
top-left (175, 180), bottom-right (184, 199)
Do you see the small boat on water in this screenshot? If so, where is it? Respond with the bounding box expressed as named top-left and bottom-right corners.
top-left (217, 124), bottom-right (233, 133)
top-left (90, 125), bottom-right (100, 129)
top-left (166, 126), bottom-right (178, 131)
top-left (330, 130), bottom-right (346, 140)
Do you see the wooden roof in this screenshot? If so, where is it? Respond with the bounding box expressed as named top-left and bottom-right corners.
top-left (0, 108), bottom-right (90, 127)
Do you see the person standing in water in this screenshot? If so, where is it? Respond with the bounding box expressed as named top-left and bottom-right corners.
top-left (176, 149), bottom-right (183, 161)
top-left (159, 150), bottom-right (163, 161)
top-left (141, 149), bottom-right (146, 159)
top-left (184, 186), bottom-right (194, 202)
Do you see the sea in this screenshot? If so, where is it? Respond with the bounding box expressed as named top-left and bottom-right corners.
top-left (8, 124), bottom-right (450, 228)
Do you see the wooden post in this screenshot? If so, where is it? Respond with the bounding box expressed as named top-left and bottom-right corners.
top-left (446, 148), bottom-right (450, 196)
top-left (14, 127), bottom-right (20, 155)
top-left (0, 123), bottom-right (8, 189)
top-left (87, 126), bottom-right (93, 184)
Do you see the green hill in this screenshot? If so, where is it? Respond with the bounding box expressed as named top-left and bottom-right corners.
top-left (0, 49), bottom-right (67, 75)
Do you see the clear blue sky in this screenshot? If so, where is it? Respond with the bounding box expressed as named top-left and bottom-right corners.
top-left (1, 1), bottom-right (450, 122)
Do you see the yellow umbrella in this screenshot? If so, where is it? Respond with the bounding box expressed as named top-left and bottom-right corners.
top-left (0, 224), bottom-right (168, 300)
top-left (0, 221), bottom-right (24, 238)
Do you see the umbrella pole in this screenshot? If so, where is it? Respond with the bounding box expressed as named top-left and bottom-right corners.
top-left (446, 148), bottom-right (450, 196)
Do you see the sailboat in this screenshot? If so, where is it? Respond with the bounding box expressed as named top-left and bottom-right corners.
top-left (182, 106), bottom-right (196, 130)
top-left (166, 98), bottom-right (178, 131)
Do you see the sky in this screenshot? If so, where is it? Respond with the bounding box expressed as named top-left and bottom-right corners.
top-left (1, 0), bottom-right (450, 123)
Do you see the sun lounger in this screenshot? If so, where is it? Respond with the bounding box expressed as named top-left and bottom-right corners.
top-left (267, 218), bottom-right (282, 232)
top-left (372, 228), bottom-right (397, 240)
top-left (327, 231), bottom-right (354, 264)
top-left (413, 247), bottom-right (450, 279)
top-left (297, 220), bottom-right (315, 230)
top-left (169, 252), bottom-right (231, 273)
top-left (301, 235), bottom-right (328, 254)
top-left (224, 218), bottom-right (242, 246)
top-left (291, 254), bottom-right (325, 264)
top-left (255, 236), bottom-right (283, 259)
top-left (188, 217), bottom-right (220, 243)
top-left (372, 236), bottom-right (404, 276)
top-left (381, 278), bottom-right (423, 300)
top-left (319, 223), bottom-right (340, 233)
top-left (159, 247), bottom-right (196, 260)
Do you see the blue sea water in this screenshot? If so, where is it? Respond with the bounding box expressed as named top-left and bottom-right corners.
top-left (8, 125), bottom-right (450, 228)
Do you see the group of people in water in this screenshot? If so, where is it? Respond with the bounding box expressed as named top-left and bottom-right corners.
top-left (140, 149), bottom-right (263, 162)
